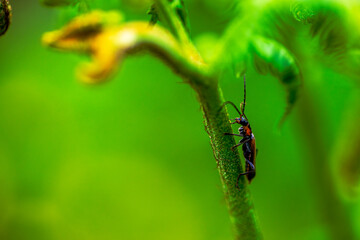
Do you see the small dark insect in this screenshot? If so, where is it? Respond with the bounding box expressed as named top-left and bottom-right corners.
top-left (222, 75), bottom-right (257, 186)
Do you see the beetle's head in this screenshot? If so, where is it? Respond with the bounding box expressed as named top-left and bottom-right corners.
top-left (235, 116), bottom-right (248, 126)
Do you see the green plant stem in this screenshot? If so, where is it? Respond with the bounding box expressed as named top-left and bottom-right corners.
top-left (193, 81), bottom-right (262, 240)
top-left (331, 91), bottom-right (360, 199)
top-left (42, 3), bottom-right (263, 238)
top-left (155, 0), bottom-right (264, 233)
top-left (295, 76), bottom-right (358, 240)
top-left (141, 35), bottom-right (264, 238)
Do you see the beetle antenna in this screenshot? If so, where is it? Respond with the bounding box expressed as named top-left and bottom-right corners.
top-left (242, 75), bottom-right (246, 114)
top-left (221, 101), bottom-right (242, 116)
top-left (240, 75), bottom-right (248, 119)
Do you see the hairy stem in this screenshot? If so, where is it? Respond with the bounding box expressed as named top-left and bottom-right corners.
top-left (194, 82), bottom-right (262, 240)
top-left (42, 3), bottom-right (263, 238)
top-left (152, 1), bottom-right (264, 235)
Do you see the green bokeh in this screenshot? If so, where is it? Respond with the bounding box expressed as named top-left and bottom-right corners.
top-left (0, 1), bottom-right (358, 240)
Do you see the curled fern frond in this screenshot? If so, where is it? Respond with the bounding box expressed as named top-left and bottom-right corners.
top-left (290, 0), bottom-right (315, 24)
top-left (0, 0), bottom-right (11, 36)
top-left (250, 35), bottom-right (302, 126)
top-left (293, 1), bottom-right (360, 79)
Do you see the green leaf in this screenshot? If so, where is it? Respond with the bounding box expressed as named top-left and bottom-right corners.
top-left (310, 4), bottom-right (348, 59)
top-left (147, 3), bottom-right (159, 25)
top-left (148, 0), bottom-right (191, 34)
top-left (293, 1), bottom-right (360, 79)
top-left (170, 0), bottom-right (190, 34)
top-left (249, 35), bottom-right (301, 126)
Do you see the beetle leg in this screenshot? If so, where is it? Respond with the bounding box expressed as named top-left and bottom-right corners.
top-left (243, 159), bottom-right (255, 172)
top-left (236, 160), bottom-right (256, 188)
top-left (231, 137), bottom-right (250, 150)
top-left (245, 142), bottom-right (251, 152)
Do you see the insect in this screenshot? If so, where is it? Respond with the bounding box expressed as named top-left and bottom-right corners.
top-left (222, 75), bottom-right (257, 186)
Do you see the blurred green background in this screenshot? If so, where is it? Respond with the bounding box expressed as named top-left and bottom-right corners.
top-left (0, 1), bottom-right (358, 240)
